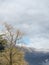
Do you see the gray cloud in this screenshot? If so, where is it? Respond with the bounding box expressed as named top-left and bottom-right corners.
top-left (0, 0), bottom-right (49, 49)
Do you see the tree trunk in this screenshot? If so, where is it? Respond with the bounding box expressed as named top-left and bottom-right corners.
top-left (9, 49), bottom-right (13, 65)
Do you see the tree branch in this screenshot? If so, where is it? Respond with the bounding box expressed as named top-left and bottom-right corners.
top-left (3, 54), bottom-right (9, 62)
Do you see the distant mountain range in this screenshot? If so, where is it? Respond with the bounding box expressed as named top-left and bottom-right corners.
top-left (17, 46), bottom-right (49, 65)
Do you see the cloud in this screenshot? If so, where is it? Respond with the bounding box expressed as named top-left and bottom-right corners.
top-left (0, 0), bottom-right (49, 49)
top-left (27, 37), bottom-right (49, 49)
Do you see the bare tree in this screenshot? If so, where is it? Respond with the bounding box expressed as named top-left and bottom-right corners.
top-left (0, 23), bottom-right (28, 65)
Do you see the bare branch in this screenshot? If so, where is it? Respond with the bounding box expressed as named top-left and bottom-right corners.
top-left (14, 30), bottom-right (24, 44)
top-left (3, 54), bottom-right (9, 62)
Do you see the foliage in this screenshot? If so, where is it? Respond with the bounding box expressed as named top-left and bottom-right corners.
top-left (0, 47), bottom-right (28, 65)
top-left (0, 23), bottom-right (28, 65)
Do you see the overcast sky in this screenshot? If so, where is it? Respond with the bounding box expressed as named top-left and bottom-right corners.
top-left (0, 0), bottom-right (49, 49)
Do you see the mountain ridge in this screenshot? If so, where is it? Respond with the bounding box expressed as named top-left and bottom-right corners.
top-left (16, 46), bottom-right (49, 65)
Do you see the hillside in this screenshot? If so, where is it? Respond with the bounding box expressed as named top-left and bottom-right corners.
top-left (18, 46), bottom-right (49, 65)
